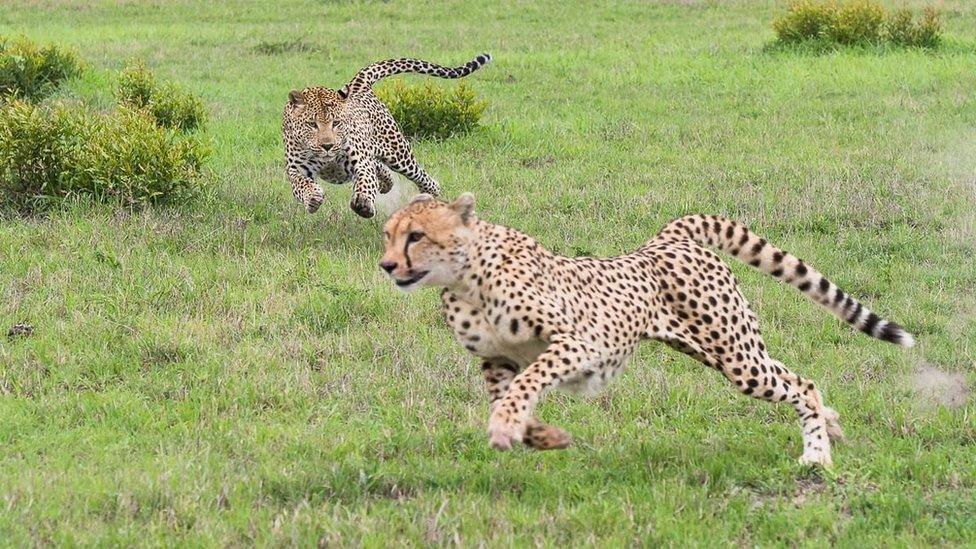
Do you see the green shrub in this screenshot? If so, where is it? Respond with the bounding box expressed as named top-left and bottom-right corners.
top-left (829, 0), bottom-right (885, 44)
top-left (0, 35), bottom-right (81, 101)
top-left (116, 62), bottom-right (207, 132)
top-left (772, 0), bottom-right (837, 43)
top-left (772, 1), bottom-right (942, 48)
top-left (887, 7), bottom-right (941, 48)
top-left (0, 100), bottom-right (208, 213)
top-left (375, 79), bottom-right (487, 140)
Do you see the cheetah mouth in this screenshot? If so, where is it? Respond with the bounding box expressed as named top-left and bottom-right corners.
top-left (394, 270), bottom-right (430, 288)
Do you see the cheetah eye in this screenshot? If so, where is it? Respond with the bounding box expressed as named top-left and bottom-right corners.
top-left (407, 231), bottom-right (425, 243)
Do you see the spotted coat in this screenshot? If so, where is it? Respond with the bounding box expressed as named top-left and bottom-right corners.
top-left (282, 54), bottom-right (491, 218)
top-left (379, 194), bottom-right (915, 467)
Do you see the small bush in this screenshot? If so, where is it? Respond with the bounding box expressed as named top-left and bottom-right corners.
top-left (829, 0), bottom-right (885, 45)
top-left (887, 7), bottom-right (941, 48)
top-left (773, 1), bottom-right (942, 48)
top-left (772, 1), bottom-right (837, 43)
top-left (116, 62), bottom-right (207, 132)
top-left (0, 35), bottom-right (81, 101)
top-left (0, 100), bottom-right (208, 213)
top-left (375, 79), bottom-right (487, 140)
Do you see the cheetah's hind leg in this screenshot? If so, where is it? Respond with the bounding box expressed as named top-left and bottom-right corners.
top-left (523, 419), bottom-right (573, 450)
top-left (822, 406), bottom-right (845, 443)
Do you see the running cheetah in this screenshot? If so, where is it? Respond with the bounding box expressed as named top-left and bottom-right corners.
top-left (378, 193), bottom-right (914, 467)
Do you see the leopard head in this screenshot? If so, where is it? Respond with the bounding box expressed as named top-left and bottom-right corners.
top-left (284, 87), bottom-right (347, 153)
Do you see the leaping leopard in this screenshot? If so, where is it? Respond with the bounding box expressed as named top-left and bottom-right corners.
top-left (283, 53), bottom-right (491, 218)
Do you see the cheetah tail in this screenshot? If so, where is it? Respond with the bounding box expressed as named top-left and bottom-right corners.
top-left (660, 215), bottom-right (915, 348)
top-left (340, 53), bottom-right (492, 98)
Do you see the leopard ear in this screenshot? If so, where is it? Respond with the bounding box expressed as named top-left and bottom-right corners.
top-left (288, 90), bottom-right (304, 105)
top-left (450, 192), bottom-right (475, 224)
top-left (337, 87), bottom-right (349, 100)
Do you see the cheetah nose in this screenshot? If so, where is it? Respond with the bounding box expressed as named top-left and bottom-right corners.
top-left (379, 260), bottom-right (397, 274)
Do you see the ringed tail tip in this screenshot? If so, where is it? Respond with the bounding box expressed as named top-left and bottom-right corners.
top-left (877, 321), bottom-right (915, 348)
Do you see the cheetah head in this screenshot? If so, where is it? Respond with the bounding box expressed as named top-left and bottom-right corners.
top-left (284, 87), bottom-right (346, 153)
top-left (379, 193), bottom-right (478, 291)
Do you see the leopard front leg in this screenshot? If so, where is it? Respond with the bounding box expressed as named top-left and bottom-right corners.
top-left (482, 359), bottom-right (572, 451)
top-left (347, 149), bottom-right (380, 218)
top-left (488, 335), bottom-right (597, 451)
top-left (286, 163), bottom-right (325, 213)
top-left (377, 162), bottom-right (396, 194)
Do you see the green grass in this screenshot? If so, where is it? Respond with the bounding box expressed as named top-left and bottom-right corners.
top-left (1, 0), bottom-right (975, 545)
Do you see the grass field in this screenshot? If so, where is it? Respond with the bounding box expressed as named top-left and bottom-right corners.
top-left (2, 0), bottom-right (976, 545)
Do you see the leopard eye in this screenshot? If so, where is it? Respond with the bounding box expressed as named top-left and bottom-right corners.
top-left (332, 120), bottom-right (341, 129)
top-left (407, 231), bottom-right (424, 243)
top-left (306, 121), bottom-right (317, 129)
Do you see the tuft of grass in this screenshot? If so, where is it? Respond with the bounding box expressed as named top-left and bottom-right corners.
top-left (375, 79), bottom-right (487, 140)
top-left (0, 35), bottom-right (81, 101)
top-left (116, 62), bottom-right (207, 132)
top-left (0, 100), bottom-right (209, 213)
top-left (773, 0), bottom-right (942, 49)
top-left (252, 37), bottom-right (319, 56)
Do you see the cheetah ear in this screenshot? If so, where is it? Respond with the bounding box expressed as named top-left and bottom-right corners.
top-left (411, 193), bottom-right (435, 204)
top-left (450, 192), bottom-right (476, 224)
top-left (288, 90), bottom-right (304, 105)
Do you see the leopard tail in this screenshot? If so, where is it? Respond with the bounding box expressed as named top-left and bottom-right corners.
top-left (340, 53), bottom-right (491, 98)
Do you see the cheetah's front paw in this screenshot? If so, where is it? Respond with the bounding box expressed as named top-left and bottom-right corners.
top-left (350, 194), bottom-right (375, 218)
top-left (488, 415), bottom-right (525, 451)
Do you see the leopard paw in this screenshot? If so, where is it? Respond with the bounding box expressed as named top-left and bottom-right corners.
top-left (305, 187), bottom-right (324, 214)
top-left (350, 194), bottom-right (375, 218)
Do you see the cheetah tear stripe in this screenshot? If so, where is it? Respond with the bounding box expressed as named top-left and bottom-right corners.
top-left (341, 53), bottom-right (492, 98)
top-left (659, 215), bottom-right (915, 348)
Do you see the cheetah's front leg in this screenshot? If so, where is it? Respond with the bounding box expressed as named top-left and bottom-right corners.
top-left (488, 335), bottom-right (596, 451)
top-left (483, 359), bottom-right (572, 450)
